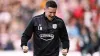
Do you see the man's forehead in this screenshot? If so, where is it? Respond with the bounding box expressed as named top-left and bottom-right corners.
top-left (47, 7), bottom-right (57, 11)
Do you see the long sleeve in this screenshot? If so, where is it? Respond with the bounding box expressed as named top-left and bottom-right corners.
top-left (21, 18), bottom-right (34, 47)
top-left (59, 21), bottom-right (69, 50)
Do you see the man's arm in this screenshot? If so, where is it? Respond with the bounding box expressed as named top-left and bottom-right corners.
top-left (21, 18), bottom-right (34, 53)
top-left (59, 20), bottom-right (69, 55)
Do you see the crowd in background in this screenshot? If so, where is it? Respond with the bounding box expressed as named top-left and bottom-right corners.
top-left (0, 0), bottom-right (100, 56)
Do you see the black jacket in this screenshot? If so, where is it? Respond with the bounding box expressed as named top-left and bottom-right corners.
top-left (21, 13), bottom-right (69, 56)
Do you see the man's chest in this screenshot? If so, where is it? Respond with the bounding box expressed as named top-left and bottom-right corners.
top-left (34, 19), bottom-right (60, 33)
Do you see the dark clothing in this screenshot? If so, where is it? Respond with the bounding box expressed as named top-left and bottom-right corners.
top-left (21, 13), bottom-right (69, 56)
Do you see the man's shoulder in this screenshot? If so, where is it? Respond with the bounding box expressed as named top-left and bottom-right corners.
top-left (55, 16), bottom-right (64, 22)
top-left (32, 14), bottom-right (43, 19)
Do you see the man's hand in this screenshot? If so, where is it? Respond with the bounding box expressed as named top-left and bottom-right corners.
top-left (22, 46), bottom-right (28, 53)
top-left (61, 49), bottom-right (68, 56)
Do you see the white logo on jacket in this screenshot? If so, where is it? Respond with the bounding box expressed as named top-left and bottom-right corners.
top-left (38, 24), bottom-right (42, 30)
top-left (52, 24), bottom-right (57, 29)
top-left (39, 34), bottom-right (54, 41)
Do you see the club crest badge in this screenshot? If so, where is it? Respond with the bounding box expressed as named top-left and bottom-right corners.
top-left (52, 24), bottom-right (57, 29)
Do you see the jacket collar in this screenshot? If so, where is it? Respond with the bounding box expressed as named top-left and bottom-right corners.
top-left (43, 12), bottom-right (48, 20)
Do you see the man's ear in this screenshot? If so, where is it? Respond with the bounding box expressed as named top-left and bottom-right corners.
top-left (44, 7), bottom-right (46, 11)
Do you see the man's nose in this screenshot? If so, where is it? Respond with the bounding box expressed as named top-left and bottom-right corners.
top-left (51, 13), bottom-right (55, 17)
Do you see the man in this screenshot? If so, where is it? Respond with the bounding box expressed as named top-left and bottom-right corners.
top-left (21, 1), bottom-right (69, 56)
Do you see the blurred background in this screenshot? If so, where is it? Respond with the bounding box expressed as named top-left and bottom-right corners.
top-left (0, 0), bottom-right (100, 56)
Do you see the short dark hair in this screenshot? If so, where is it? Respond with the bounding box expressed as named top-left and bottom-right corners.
top-left (46, 1), bottom-right (57, 8)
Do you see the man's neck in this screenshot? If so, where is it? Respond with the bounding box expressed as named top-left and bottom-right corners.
top-left (45, 14), bottom-right (53, 21)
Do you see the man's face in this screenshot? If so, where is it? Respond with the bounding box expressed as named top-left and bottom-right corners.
top-left (45, 7), bottom-right (57, 20)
